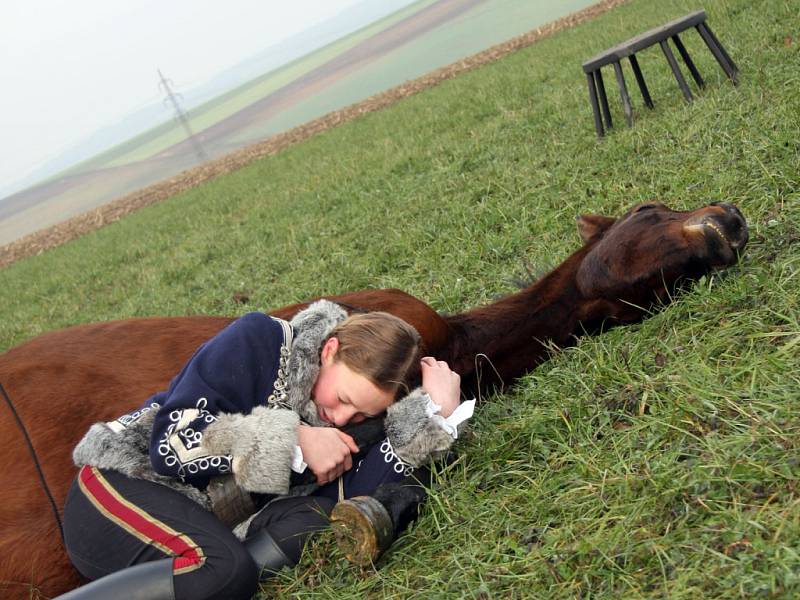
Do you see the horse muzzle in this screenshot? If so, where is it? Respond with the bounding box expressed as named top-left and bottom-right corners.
top-left (684, 202), bottom-right (748, 265)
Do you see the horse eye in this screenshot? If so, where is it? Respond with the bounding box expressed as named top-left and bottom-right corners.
top-left (635, 204), bottom-right (657, 213)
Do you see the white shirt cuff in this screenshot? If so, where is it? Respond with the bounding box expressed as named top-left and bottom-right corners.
top-left (291, 445), bottom-right (307, 473)
top-left (424, 396), bottom-right (476, 439)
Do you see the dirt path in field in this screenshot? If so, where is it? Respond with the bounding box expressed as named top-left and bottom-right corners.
top-left (0, 0), bottom-right (627, 270)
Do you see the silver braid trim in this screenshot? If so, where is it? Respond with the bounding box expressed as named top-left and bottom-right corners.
top-left (266, 317), bottom-right (294, 411)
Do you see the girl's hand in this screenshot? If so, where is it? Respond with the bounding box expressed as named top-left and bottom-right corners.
top-left (297, 425), bottom-right (359, 484)
top-left (420, 357), bottom-right (461, 418)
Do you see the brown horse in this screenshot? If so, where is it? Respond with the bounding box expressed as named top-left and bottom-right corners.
top-left (0, 201), bottom-right (747, 598)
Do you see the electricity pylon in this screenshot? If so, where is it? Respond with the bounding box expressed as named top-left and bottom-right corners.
top-left (158, 69), bottom-right (208, 163)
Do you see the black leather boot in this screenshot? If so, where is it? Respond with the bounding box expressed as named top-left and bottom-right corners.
top-left (331, 495), bottom-right (394, 565)
top-left (243, 528), bottom-right (294, 581)
top-left (54, 558), bottom-right (175, 599)
top-left (331, 471), bottom-right (430, 566)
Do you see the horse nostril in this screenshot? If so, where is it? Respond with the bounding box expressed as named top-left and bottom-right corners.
top-left (716, 204), bottom-right (748, 244)
top-left (727, 215), bottom-right (749, 250)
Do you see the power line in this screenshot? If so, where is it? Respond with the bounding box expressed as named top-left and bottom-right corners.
top-left (158, 69), bottom-right (208, 163)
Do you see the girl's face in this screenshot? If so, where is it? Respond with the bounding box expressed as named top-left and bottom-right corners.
top-left (312, 337), bottom-right (394, 427)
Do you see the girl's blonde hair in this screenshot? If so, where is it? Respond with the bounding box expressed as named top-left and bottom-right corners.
top-left (327, 312), bottom-right (423, 400)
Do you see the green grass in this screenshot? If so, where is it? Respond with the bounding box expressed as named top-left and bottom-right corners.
top-left (2, 0), bottom-right (800, 597)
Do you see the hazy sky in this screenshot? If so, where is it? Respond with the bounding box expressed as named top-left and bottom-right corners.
top-left (0, 0), bottom-right (400, 195)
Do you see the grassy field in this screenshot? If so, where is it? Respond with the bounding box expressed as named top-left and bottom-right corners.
top-left (64, 0), bottom-right (600, 172)
top-left (230, 0), bottom-right (599, 144)
top-left (58, 0), bottom-right (442, 174)
top-left (2, 0), bottom-right (799, 597)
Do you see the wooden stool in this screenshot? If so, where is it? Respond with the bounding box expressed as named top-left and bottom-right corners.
top-left (582, 10), bottom-right (738, 137)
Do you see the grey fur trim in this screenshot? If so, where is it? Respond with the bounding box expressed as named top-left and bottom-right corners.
top-left (232, 511), bottom-right (257, 540)
top-left (285, 299), bottom-right (348, 427)
top-left (384, 387), bottom-right (455, 467)
top-left (202, 406), bottom-right (300, 494)
top-left (73, 411), bottom-right (211, 509)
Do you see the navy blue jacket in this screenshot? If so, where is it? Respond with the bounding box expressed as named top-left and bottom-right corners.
top-left (119, 313), bottom-right (287, 487)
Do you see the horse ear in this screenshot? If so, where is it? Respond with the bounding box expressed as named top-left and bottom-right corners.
top-left (576, 214), bottom-right (616, 243)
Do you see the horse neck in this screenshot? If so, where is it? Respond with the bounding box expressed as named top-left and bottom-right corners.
top-left (442, 246), bottom-right (595, 390)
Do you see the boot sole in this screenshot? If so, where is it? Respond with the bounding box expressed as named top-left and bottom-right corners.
top-left (330, 496), bottom-right (393, 565)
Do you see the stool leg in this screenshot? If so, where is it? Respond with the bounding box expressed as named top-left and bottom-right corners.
top-left (612, 61), bottom-right (633, 127)
top-left (586, 71), bottom-right (604, 138)
top-left (671, 34), bottom-right (705, 89)
top-left (696, 22), bottom-right (738, 84)
top-left (628, 54), bottom-right (654, 109)
top-left (660, 39), bottom-right (693, 102)
top-left (594, 69), bottom-right (613, 128)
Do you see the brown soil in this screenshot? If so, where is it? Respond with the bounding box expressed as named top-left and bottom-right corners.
top-left (0, 0), bottom-right (627, 270)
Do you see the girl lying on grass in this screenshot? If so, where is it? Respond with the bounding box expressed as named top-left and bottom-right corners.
top-left (58, 300), bottom-right (470, 600)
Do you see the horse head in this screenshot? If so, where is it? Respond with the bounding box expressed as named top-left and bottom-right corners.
top-left (444, 201), bottom-right (748, 387)
top-left (575, 201), bottom-right (748, 325)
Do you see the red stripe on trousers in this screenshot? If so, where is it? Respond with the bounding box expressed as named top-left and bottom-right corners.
top-left (79, 466), bottom-right (204, 572)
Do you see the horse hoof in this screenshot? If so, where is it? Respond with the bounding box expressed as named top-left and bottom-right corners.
top-left (330, 496), bottom-right (394, 565)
